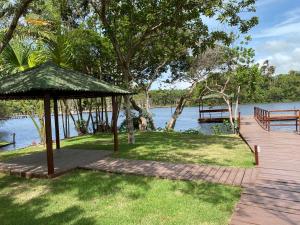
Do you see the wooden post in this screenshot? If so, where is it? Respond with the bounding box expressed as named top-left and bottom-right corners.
top-left (254, 145), bottom-right (259, 166)
top-left (112, 96), bottom-right (119, 152)
top-left (267, 111), bottom-right (270, 131)
top-left (53, 99), bottom-right (60, 149)
top-left (296, 110), bottom-right (299, 133)
top-left (238, 111), bottom-right (241, 129)
top-left (44, 95), bottom-right (54, 175)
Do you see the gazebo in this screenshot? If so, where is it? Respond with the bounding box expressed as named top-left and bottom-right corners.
top-left (0, 62), bottom-right (131, 176)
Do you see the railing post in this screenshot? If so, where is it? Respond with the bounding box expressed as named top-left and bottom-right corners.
top-left (254, 145), bottom-right (260, 166)
top-left (268, 111), bottom-right (270, 131)
top-left (297, 110), bottom-right (300, 134)
top-left (238, 111), bottom-right (241, 130)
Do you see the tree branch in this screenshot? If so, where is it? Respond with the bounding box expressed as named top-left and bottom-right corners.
top-left (0, 0), bottom-right (33, 54)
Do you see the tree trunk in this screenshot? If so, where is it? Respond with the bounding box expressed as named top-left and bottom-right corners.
top-left (130, 97), bottom-right (147, 131)
top-left (145, 90), bottom-right (151, 112)
top-left (166, 82), bottom-right (197, 130)
top-left (234, 86), bottom-right (241, 133)
top-left (223, 97), bottom-right (235, 132)
top-left (166, 96), bottom-right (187, 130)
top-left (124, 95), bottom-right (135, 143)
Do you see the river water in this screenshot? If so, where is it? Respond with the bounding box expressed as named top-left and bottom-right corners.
top-left (1, 102), bottom-right (300, 150)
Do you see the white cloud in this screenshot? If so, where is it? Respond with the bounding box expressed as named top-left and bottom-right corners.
top-left (257, 38), bottom-right (300, 74)
top-left (255, 6), bottom-right (300, 38)
top-left (253, 6), bottom-right (300, 73)
top-left (256, 22), bottom-right (300, 38)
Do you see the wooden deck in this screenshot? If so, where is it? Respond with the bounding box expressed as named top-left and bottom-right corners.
top-left (0, 149), bottom-right (255, 186)
top-left (231, 117), bottom-right (300, 225)
top-left (80, 158), bottom-right (256, 186)
top-left (0, 149), bottom-right (111, 178)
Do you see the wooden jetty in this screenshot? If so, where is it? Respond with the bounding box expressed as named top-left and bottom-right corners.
top-left (198, 93), bottom-right (235, 123)
top-left (254, 107), bottom-right (300, 133)
top-left (231, 108), bottom-right (300, 225)
top-left (0, 114), bottom-right (29, 120)
top-left (198, 108), bottom-right (232, 123)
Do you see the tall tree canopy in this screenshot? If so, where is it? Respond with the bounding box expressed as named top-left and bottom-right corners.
top-left (89, 0), bottom-right (258, 140)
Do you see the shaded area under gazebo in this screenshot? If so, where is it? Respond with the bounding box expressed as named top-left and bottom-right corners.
top-left (0, 62), bottom-right (131, 177)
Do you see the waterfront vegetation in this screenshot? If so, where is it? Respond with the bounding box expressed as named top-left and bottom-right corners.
top-left (0, 170), bottom-right (241, 225)
top-left (0, 1), bottom-right (277, 224)
top-left (0, 132), bottom-right (253, 168)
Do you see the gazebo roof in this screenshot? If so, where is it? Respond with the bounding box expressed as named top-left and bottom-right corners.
top-left (0, 62), bottom-right (131, 99)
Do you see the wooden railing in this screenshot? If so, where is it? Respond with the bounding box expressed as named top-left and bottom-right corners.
top-left (254, 107), bottom-right (300, 133)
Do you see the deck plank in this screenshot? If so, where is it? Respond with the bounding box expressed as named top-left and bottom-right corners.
top-left (231, 116), bottom-right (300, 224)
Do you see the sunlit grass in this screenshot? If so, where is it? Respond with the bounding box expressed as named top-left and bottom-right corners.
top-left (0, 132), bottom-right (253, 167)
top-left (0, 141), bottom-right (10, 147)
top-left (0, 170), bottom-right (241, 225)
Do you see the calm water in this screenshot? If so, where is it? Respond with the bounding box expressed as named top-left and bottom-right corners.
top-left (1, 102), bottom-right (300, 150)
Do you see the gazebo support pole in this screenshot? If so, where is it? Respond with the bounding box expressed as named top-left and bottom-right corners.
top-left (44, 95), bottom-right (54, 175)
top-left (112, 96), bottom-right (119, 152)
top-left (53, 99), bottom-right (60, 149)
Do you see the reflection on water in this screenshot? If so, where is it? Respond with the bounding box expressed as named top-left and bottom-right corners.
top-left (1, 102), bottom-right (300, 151)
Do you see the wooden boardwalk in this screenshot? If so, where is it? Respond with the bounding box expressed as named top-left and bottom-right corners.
top-left (0, 149), bottom-right (255, 186)
top-left (231, 117), bottom-right (300, 225)
top-left (80, 158), bottom-right (256, 186)
top-left (0, 149), bottom-right (111, 178)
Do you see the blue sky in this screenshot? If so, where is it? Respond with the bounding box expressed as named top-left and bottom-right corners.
top-left (252, 0), bottom-right (300, 74)
top-left (152, 0), bottom-right (300, 90)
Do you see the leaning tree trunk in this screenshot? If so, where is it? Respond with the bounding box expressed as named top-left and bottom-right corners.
top-left (130, 97), bottom-right (148, 131)
top-left (166, 82), bottom-right (197, 131)
top-left (166, 96), bottom-right (187, 130)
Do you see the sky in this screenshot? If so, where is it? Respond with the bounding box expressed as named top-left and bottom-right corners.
top-left (152, 0), bottom-right (300, 90)
top-left (252, 0), bottom-right (300, 74)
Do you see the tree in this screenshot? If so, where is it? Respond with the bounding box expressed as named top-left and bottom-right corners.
top-left (0, 0), bottom-right (33, 54)
top-left (204, 41), bottom-right (256, 131)
top-left (166, 46), bottom-right (227, 130)
top-left (89, 0), bottom-right (258, 140)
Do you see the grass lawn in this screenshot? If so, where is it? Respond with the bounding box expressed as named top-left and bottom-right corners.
top-left (0, 132), bottom-right (253, 167)
top-left (0, 170), bottom-right (241, 225)
top-left (0, 141), bottom-right (10, 147)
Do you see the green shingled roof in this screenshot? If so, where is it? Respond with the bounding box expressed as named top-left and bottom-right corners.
top-left (0, 62), bottom-right (131, 99)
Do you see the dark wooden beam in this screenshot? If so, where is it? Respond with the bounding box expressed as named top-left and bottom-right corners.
top-left (44, 94), bottom-right (54, 175)
top-left (112, 96), bottom-right (119, 152)
top-left (53, 99), bottom-right (60, 149)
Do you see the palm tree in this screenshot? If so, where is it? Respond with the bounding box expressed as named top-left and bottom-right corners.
top-left (0, 37), bottom-right (46, 144)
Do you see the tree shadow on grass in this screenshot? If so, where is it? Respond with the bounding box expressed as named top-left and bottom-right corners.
top-left (0, 177), bottom-right (96, 225)
top-left (0, 169), bottom-right (241, 225)
top-left (0, 170), bottom-right (153, 225)
top-left (170, 180), bottom-right (241, 206)
top-left (48, 170), bottom-right (152, 201)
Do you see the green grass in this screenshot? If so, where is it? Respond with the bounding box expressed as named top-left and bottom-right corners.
top-left (0, 132), bottom-right (253, 167)
top-left (0, 170), bottom-right (241, 225)
top-left (0, 141), bottom-right (10, 147)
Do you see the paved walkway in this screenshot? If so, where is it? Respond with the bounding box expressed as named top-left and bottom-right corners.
top-left (230, 117), bottom-right (300, 225)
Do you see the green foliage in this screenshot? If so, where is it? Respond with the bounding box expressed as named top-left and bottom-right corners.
top-left (211, 120), bottom-right (233, 135)
top-left (0, 102), bottom-right (8, 119)
top-left (149, 89), bottom-right (188, 106)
